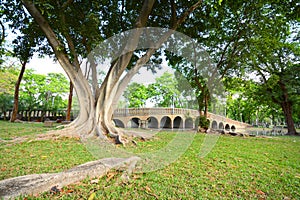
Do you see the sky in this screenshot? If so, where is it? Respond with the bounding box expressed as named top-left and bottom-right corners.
top-left (27, 55), bottom-right (66, 76)
top-left (27, 54), bottom-right (174, 85)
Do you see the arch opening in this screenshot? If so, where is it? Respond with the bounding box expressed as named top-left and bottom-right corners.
top-left (231, 125), bottom-right (236, 132)
top-left (160, 116), bottom-right (172, 129)
top-left (113, 119), bottom-right (125, 128)
top-left (130, 117), bottom-right (140, 128)
top-left (148, 117), bottom-right (159, 129)
top-left (173, 116), bottom-right (183, 129)
top-left (211, 120), bottom-right (218, 130)
top-left (225, 124), bottom-right (230, 131)
top-left (195, 116), bottom-right (200, 128)
top-left (185, 118), bottom-right (194, 129)
top-left (219, 122), bottom-right (224, 130)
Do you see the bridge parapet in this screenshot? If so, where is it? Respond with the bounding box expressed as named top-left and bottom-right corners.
top-left (208, 112), bottom-right (251, 128)
top-left (114, 107), bottom-right (199, 117)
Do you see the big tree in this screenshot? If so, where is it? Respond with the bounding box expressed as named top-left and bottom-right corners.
top-left (3, 0), bottom-right (204, 143)
top-left (241, 2), bottom-right (300, 135)
top-left (168, 0), bottom-right (299, 135)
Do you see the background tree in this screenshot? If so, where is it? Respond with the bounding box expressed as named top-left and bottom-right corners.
top-left (0, 67), bottom-right (18, 120)
top-left (168, 0), bottom-right (299, 134)
top-left (148, 72), bottom-right (181, 108)
top-left (241, 6), bottom-right (300, 135)
top-left (18, 70), bottom-right (69, 121)
top-left (123, 82), bottom-right (149, 108)
top-left (9, 33), bottom-right (38, 122)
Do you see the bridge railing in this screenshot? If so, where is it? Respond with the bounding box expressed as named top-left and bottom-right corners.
top-left (113, 107), bottom-right (199, 117)
top-left (208, 112), bottom-right (251, 127)
top-left (1, 109), bottom-right (79, 121)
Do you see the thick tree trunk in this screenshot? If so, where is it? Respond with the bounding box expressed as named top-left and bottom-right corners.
top-left (278, 81), bottom-right (298, 135)
top-left (10, 62), bottom-right (26, 122)
top-left (281, 101), bottom-right (297, 135)
top-left (66, 81), bottom-right (73, 121)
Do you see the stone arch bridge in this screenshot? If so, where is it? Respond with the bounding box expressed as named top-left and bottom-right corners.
top-left (113, 108), bottom-right (250, 132)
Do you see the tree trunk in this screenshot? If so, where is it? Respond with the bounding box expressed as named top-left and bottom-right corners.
top-left (66, 81), bottom-right (73, 121)
top-left (10, 62), bottom-right (26, 122)
top-left (203, 92), bottom-right (209, 118)
top-left (281, 101), bottom-right (297, 135)
top-left (3, 110), bottom-right (6, 121)
top-left (278, 81), bottom-right (298, 135)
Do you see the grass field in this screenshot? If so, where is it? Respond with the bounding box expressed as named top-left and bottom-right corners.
top-left (0, 121), bottom-right (300, 199)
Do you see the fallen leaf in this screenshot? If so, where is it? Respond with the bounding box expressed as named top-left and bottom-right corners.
top-left (65, 189), bottom-right (74, 194)
top-left (106, 172), bottom-right (116, 182)
top-left (90, 179), bottom-right (99, 184)
top-left (256, 190), bottom-right (265, 195)
top-left (145, 186), bottom-right (152, 192)
top-left (88, 192), bottom-right (96, 200)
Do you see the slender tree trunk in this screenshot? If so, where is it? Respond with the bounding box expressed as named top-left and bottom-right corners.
top-left (10, 62), bottom-right (26, 122)
top-left (203, 93), bottom-right (209, 118)
top-left (66, 81), bottom-right (73, 121)
top-left (3, 110), bottom-right (6, 121)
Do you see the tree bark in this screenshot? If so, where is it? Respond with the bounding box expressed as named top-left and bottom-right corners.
top-left (278, 81), bottom-right (298, 135)
top-left (281, 101), bottom-right (297, 135)
top-left (10, 62), bottom-right (26, 122)
top-left (66, 81), bottom-right (73, 121)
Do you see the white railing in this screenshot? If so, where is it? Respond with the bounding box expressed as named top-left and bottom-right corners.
top-left (113, 107), bottom-right (199, 117)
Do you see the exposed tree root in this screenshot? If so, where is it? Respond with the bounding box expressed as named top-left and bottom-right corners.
top-left (0, 156), bottom-right (141, 200)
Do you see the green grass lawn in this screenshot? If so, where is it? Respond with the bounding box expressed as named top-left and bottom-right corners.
top-left (0, 120), bottom-right (57, 140)
top-left (0, 121), bottom-right (300, 199)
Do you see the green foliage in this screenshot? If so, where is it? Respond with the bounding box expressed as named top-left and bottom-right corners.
top-left (0, 67), bottom-right (18, 95)
top-left (148, 72), bottom-right (181, 107)
top-left (19, 70), bottom-right (69, 111)
top-left (0, 67), bottom-right (18, 117)
top-left (0, 93), bottom-right (13, 119)
top-left (197, 115), bottom-right (210, 129)
top-left (123, 72), bottom-right (183, 108)
top-left (123, 82), bottom-right (149, 108)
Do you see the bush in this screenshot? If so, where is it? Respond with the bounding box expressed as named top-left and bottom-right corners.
top-left (198, 116), bottom-right (210, 130)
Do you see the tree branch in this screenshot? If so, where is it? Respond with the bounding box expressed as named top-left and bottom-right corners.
top-left (0, 20), bottom-right (5, 44)
top-left (21, 0), bottom-right (77, 80)
top-left (172, 0), bottom-right (203, 29)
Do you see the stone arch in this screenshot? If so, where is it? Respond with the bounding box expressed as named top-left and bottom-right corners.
top-left (219, 122), bottom-right (224, 130)
top-left (173, 116), bottom-right (183, 129)
top-left (130, 117), bottom-right (140, 128)
top-left (225, 124), bottom-right (230, 131)
top-left (113, 119), bottom-right (125, 128)
top-left (231, 125), bottom-right (236, 132)
top-left (148, 116), bottom-right (159, 129)
top-left (211, 120), bottom-right (218, 129)
top-left (185, 118), bottom-right (194, 129)
top-left (160, 116), bottom-right (172, 128)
